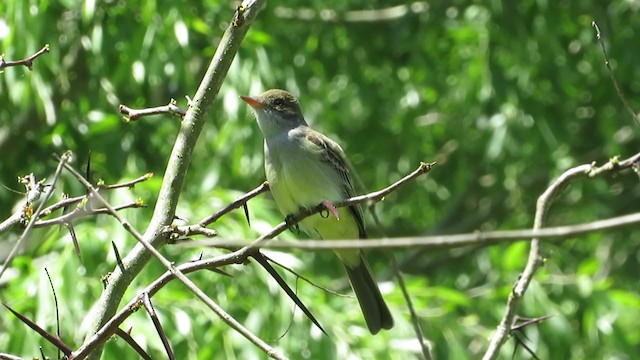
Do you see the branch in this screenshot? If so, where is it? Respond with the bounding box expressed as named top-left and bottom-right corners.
top-left (0, 152), bottom-right (70, 281)
top-left (33, 201), bottom-right (144, 228)
top-left (119, 101), bottom-right (186, 121)
top-left (274, 2), bottom-right (428, 22)
top-left (0, 353), bottom-right (23, 360)
top-left (482, 152), bottom-right (639, 359)
top-left (78, 2), bottom-right (274, 359)
top-left (185, 211), bottom-right (640, 250)
top-left (592, 21), bottom-right (639, 126)
top-left (0, 172), bottom-right (151, 234)
top-left (2, 303), bottom-right (73, 356)
top-left (0, 44), bottom-right (50, 71)
top-left (199, 181), bottom-right (269, 227)
top-left (97, 172), bottom-right (154, 190)
top-left (0, 173), bottom-right (47, 234)
top-left (390, 256), bottom-right (433, 359)
top-left (77, 161), bottom-right (435, 354)
top-left (60, 159), bottom-right (283, 360)
top-left (166, 181), bottom-right (270, 240)
top-left (171, 162), bottom-right (434, 244)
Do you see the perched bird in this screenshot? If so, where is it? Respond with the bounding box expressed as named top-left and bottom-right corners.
top-left (241, 89), bottom-right (394, 334)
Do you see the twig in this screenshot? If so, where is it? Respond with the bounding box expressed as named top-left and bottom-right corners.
top-left (166, 223), bottom-right (218, 240)
top-left (264, 255), bottom-right (352, 298)
top-left (2, 303), bottom-right (73, 356)
top-left (78, 161), bottom-right (434, 356)
top-left (61, 159), bottom-right (284, 360)
top-left (0, 152), bottom-right (71, 281)
top-left (33, 201), bottom-right (144, 227)
top-left (185, 210), bottom-right (640, 250)
top-left (251, 251), bottom-right (327, 334)
top-left (98, 173), bottom-right (154, 190)
top-left (81, 3), bottom-right (270, 359)
top-left (36, 173), bottom-right (151, 216)
top-left (0, 44), bottom-right (50, 71)
top-left (274, 2), bottom-right (428, 22)
top-left (0, 172), bottom-right (150, 241)
top-left (167, 182), bottom-right (270, 240)
top-left (592, 21), bottom-right (639, 126)
top-left (0, 174), bottom-right (47, 234)
top-left (482, 153), bottom-right (634, 359)
top-left (199, 181), bottom-right (269, 226)
top-left (0, 353), bottom-right (23, 360)
top-left (44, 269), bottom-right (62, 360)
top-left (114, 328), bottom-right (153, 360)
top-left (63, 222), bottom-right (82, 262)
top-left (390, 256), bottom-right (432, 359)
top-left (120, 101), bottom-right (186, 121)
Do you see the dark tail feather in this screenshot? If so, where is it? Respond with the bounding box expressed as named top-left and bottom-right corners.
top-left (344, 256), bottom-right (394, 334)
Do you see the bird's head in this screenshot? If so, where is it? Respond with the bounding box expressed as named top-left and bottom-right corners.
top-left (241, 89), bottom-right (308, 138)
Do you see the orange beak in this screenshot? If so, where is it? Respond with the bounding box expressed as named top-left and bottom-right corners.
top-left (240, 95), bottom-right (266, 109)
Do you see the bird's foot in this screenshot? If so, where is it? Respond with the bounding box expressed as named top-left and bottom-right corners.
top-left (320, 200), bottom-right (340, 220)
top-left (284, 214), bottom-right (300, 234)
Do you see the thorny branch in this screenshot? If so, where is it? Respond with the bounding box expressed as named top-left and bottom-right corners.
top-left (0, 152), bottom-right (70, 281)
top-left (0, 164), bottom-right (151, 270)
top-left (76, 162), bottom-right (435, 357)
top-left (59, 157), bottom-right (284, 360)
top-left (82, 3), bottom-right (269, 359)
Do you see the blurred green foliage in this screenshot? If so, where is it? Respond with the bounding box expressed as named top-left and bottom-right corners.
top-left (1, 1), bottom-right (639, 359)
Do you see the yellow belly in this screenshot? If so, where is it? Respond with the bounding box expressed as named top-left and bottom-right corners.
top-left (266, 144), bottom-right (359, 231)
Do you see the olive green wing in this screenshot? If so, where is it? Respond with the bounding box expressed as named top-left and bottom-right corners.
top-left (305, 130), bottom-right (367, 239)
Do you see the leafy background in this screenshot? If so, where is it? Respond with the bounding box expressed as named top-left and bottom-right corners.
top-left (1, 1), bottom-right (639, 359)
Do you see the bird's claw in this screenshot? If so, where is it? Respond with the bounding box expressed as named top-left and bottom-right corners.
top-left (321, 200), bottom-right (340, 220)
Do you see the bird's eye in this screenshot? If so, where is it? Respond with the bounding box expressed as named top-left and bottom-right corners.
top-left (272, 98), bottom-right (284, 107)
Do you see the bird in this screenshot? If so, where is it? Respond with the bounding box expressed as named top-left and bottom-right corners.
top-left (240, 89), bottom-right (394, 334)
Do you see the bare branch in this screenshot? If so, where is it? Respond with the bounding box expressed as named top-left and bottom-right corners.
top-left (200, 181), bottom-right (269, 227)
top-left (61, 157), bottom-right (283, 360)
top-left (0, 174), bottom-right (48, 233)
top-left (251, 251), bottom-right (327, 334)
top-left (275, 2), bottom-right (429, 22)
top-left (33, 201), bottom-right (144, 227)
top-left (0, 44), bottom-right (50, 71)
top-left (81, 4), bottom-right (273, 359)
top-left (0, 152), bottom-right (71, 281)
top-left (98, 173), bottom-right (154, 190)
top-left (120, 101), bottom-right (186, 121)
top-left (35, 173), bottom-right (152, 217)
top-left (482, 151), bottom-right (639, 359)
top-left (0, 353), bottom-right (23, 360)
top-left (167, 182), bottom-right (270, 240)
top-left (167, 223), bottom-right (218, 239)
top-left (390, 255), bottom-right (432, 359)
top-left (180, 153), bottom-right (638, 251)
top-left (44, 269), bottom-right (62, 360)
top-left (263, 255), bottom-right (352, 298)
top-left (77, 160), bottom-right (433, 358)
top-left (592, 21), bottom-right (639, 126)
top-left (2, 303), bottom-right (73, 356)
top-left (186, 211), bottom-right (640, 251)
